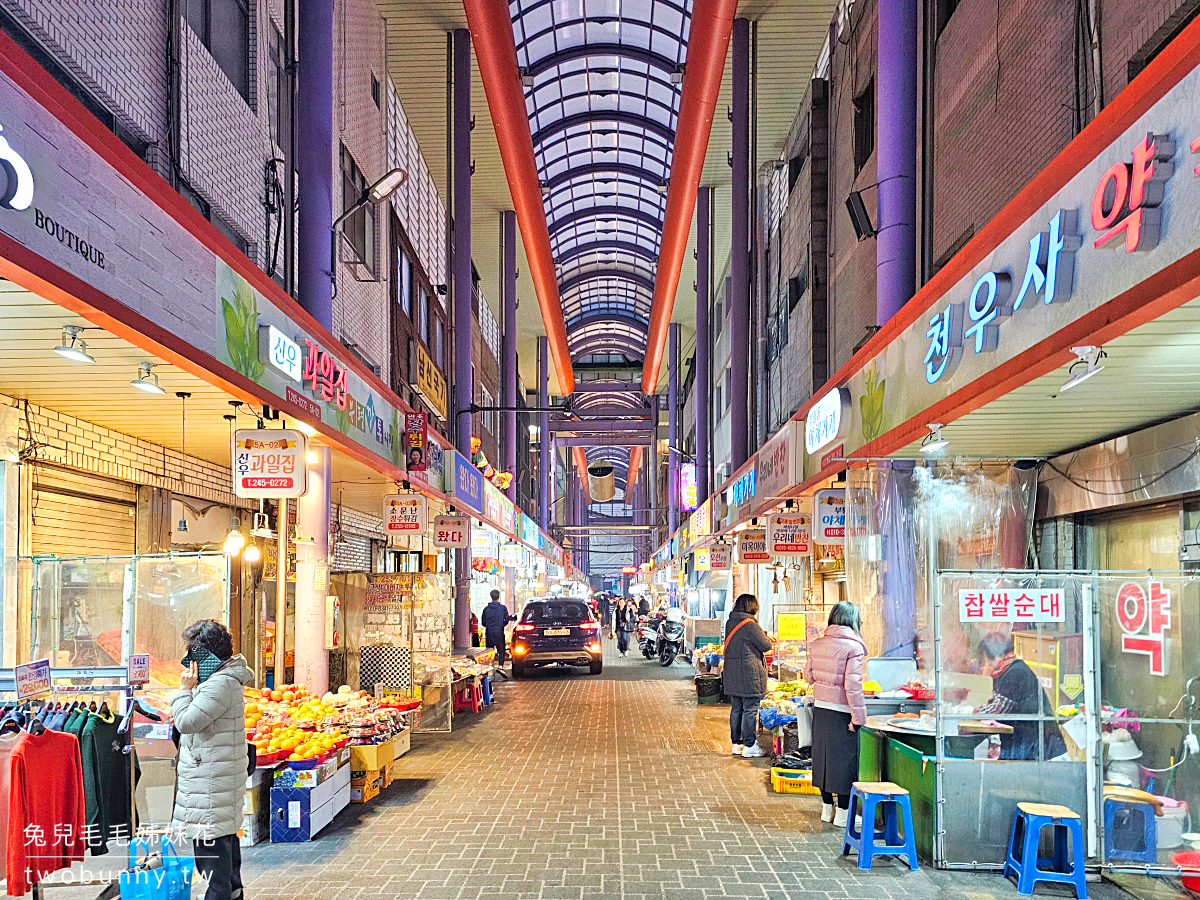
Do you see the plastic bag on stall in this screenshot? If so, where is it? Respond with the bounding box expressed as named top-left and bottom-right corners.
top-left (758, 707), bottom-right (795, 730)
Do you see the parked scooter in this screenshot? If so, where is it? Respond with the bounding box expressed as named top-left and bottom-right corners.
top-left (656, 607), bottom-right (685, 666)
top-left (636, 608), bottom-right (686, 666)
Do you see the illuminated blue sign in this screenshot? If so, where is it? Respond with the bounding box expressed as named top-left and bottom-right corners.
top-left (726, 467), bottom-right (757, 509)
top-left (451, 449), bottom-right (483, 514)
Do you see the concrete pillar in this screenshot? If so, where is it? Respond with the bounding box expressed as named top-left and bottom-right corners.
top-left (538, 336), bottom-right (551, 530)
top-left (501, 210), bottom-right (518, 501)
top-left (668, 322), bottom-right (680, 536)
top-left (294, 445), bottom-right (330, 695)
top-left (729, 18), bottom-right (751, 470)
top-left (296, 0), bottom-right (333, 329)
top-left (877, 0), bottom-right (917, 324)
top-left (695, 187), bottom-right (711, 504)
top-left (452, 28), bottom-right (472, 651)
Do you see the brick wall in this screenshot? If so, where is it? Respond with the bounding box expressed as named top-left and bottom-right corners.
top-left (825, 0), bottom-right (878, 375)
top-left (0, 0), bottom-right (167, 148)
top-left (331, 0), bottom-right (389, 373)
top-left (8, 393), bottom-right (251, 509)
top-left (931, 0), bottom-right (1077, 268)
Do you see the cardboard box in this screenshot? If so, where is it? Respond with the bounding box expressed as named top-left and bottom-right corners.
top-left (350, 773), bottom-right (380, 804)
top-left (392, 728), bottom-right (411, 759)
top-left (273, 756), bottom-right (338, 789)
top-left (269, 764), bottom-right (352, 843)
top-left (349, 737), bottom-right (394, 772)
top-left (243, 781), bottom-right (271, 814)
top-left (239, 809), bottom-right (270, 847)
top-left (336, 746), bottom-right (352, 768)
top-left (380, 763), bottom-right (393, 790)
top-left (246, 767), bottom-right (273, 789)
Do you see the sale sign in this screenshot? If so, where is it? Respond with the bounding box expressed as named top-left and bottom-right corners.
top-left (432, 514), bottom-right (470, 548)
top-left (768, 513), bottom-right (812, 556)
top-left (126, 653), bottom-right (151, 685)
top-left (736, 530), bottom-right (771, 564)
top-left (15, 658), bottom-right (51, 700)
top-left (959, 589), bottom-right (1065, 623)
top-left (1116, 580), bottom-right (1172, 676)
top-left (232, 429), bottom-right (307, 498)
top-left (384, 494), bottom-right (428, 533)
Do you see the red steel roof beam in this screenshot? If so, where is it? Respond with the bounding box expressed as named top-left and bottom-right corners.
top-left (463, 0), bottom-right (575, 395)
top-left (641, 0), bottom-right (739, 394)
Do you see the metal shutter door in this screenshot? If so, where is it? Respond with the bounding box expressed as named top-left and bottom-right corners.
top-left (31, 468), bottom-right (136, 558)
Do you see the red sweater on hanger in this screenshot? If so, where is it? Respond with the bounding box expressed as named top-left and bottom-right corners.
top-left (6, 730), bottom-right (86, 896)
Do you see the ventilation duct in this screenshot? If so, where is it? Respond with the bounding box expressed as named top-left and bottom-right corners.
top-left (587, 463), bottom-right (616, 503)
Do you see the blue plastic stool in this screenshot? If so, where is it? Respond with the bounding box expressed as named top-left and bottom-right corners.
top-left (842, 782), bottom-right (919, 871)
top-left (481, 676), bottom-right (494, 706)
top-left (1103, 798), bottom-right (1157, 864)
top-left (1003, 802), bottom-right (1087, 898)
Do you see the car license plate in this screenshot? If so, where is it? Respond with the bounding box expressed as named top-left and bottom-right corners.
top-left (544, 628), bottom-right (570, 636)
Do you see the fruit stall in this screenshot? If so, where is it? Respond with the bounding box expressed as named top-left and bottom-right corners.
top-left (242, 682), bottom-right (419, 845)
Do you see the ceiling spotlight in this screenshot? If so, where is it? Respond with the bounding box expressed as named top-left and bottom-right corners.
top-left (657, 180), bottom-right (669, 194)
top-left (920, 423), bottom-right (949, 454)
top-left (670, 66), bottom-right (684, 85)
top-left (1060, 345), bottom-right (1106, 393)
top-left (521, 72), bottom-right (535, 88)
top-left (53, 325), bottom-right (96, 364)
top-left (130, 362), bottom-right (166, 395)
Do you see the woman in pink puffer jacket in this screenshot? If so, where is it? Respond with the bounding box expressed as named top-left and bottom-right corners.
top-left (804, 601), bottom-right (868, 827)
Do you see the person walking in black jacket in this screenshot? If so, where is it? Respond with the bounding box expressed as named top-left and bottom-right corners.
top-left (614, 599), bottom-right (637, 656)
top-left (723, 594), bottom-right (775, 758)
top-left (481, 590), bottom-right (515, 668)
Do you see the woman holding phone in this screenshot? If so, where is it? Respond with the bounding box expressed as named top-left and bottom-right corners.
top-left (171, 619), bottom-right (253, 900)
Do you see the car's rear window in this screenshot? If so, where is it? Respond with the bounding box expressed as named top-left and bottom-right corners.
top-left (521, 601), bottom-right (591, 624)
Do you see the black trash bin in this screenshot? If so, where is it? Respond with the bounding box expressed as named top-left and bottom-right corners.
top-left (695, 674), bottom-right (722, 705)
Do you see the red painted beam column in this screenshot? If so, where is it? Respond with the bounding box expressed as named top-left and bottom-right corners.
top-left (463, 0), bottom-right (575, 395)
top-left (641, 0), bottom-right (739, 394)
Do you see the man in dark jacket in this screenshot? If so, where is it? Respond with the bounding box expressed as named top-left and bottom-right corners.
top-left (723, 594), bottom-right (774, 757)
top-left (480, 590), bottom-right (514, 668)
top-left (614, 599), bottom-right (637, 655)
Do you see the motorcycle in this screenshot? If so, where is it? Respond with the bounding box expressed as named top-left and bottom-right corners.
top-left (636, 609), bottom-right (686, 666)
top-left (637, 617), bottom-right (659, 659)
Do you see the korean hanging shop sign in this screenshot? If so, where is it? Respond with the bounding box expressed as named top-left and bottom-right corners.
top-left (821, 63), bottom-right (1200, 472)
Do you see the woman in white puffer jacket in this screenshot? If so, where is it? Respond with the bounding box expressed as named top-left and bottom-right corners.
top-left (171, 620), bottom-right (253, 900)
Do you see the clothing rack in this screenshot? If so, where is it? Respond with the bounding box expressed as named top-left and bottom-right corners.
top-left (0, 667), bottom-right (158, 900)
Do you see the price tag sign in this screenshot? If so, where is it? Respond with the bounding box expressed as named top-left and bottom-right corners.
top-left (126, 653), bottom-right (151, 685)
top-left (433, 514), bottom-right (470, 549)
top-left (777, 613), bottom-right (806, 641)
top-left (384, 494), bottom-right (429, 533)
top-left (15, 658), bottom-right (51, 700)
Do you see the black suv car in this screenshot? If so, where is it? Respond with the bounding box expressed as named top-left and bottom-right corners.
top-left (510, 599), bottom-right (603, 677)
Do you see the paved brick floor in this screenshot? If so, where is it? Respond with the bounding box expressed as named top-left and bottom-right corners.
top-left (238, 642), bottom-right (1135, 900)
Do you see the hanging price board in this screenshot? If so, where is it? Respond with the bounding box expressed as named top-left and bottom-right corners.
top-left (432, 514), bottom-right (469, 548)
top-left (15, 659), bottom-right (51, 700)
top-left (384, 494), bottom-right (429, 533)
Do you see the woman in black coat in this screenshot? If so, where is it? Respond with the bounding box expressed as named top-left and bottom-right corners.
top-left (723, 594), bottom-right (774, 758)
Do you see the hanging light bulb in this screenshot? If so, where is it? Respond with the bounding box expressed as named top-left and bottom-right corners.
top-left (243, 542), bottom-right (261, 563)
top-left (224, 518), bottom-right (245, 554)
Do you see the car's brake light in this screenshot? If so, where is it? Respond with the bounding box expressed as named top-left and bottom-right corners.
top-left (580, 622), bottom-right (600, 631)
top-left (514, 623), bottom-right (535, 632)
top-left (512, 644), bottom-right (528, 654)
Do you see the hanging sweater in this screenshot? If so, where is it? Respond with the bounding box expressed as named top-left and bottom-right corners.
top-left (6, 730), bottom-right (86, 896)
top-left (79, 711), bottom-right (135, 856)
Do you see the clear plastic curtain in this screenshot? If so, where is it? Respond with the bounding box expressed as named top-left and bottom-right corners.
top-left (847, 462), bottom-right (1037, 661)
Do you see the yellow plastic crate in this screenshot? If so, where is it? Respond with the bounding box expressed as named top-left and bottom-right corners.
top-left (770, 767), bottom-right (821, 795)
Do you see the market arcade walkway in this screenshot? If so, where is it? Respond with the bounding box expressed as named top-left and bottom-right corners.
top-left (240, 644), bottom-right (1129, 900)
